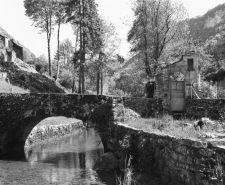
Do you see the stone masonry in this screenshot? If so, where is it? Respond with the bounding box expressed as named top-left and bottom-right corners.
top-left (107, 123), bottom-right (225, 185)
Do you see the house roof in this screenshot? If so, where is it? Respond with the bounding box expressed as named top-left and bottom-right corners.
top-left (205, 67), bottom-right (225, 82)
top-left (0, 26), bottom-right (23, 48)
top-left (160, 51), bottom-right (199, 70)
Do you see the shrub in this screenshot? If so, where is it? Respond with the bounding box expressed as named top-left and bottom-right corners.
top-left (19, 74), bottom-right (26, 81)
top-left (59, 70), bottom-right (73, 89)
top-left (35, 64), bottom-right (42, 72)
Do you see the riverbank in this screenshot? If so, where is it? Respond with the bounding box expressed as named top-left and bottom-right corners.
top-left (25, 117), bottom-right (85, 149)
top-left (104, 122), bottom-right (225, 185)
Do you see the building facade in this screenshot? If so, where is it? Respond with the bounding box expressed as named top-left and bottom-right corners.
top-left (154, 51), bottom-right (201, 113)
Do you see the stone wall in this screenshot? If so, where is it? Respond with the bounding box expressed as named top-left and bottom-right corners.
top-left (110, 96), bottom-right (163, 118)
top-left (185, 99), bottom-right (225, 120)
top-left (0, 93), bottom-right (162, 155)
top-left (25, 119), bottom-right (85, 148)
top-left (107, 123), bottom-right (225, 185)
top-left (122, 97), bottom-right (163, 117)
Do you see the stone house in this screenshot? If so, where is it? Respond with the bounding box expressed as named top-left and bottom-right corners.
top-left (0, 34), bottom-right (23, 63)
top-left (154, 51), bottom-right (201, 113)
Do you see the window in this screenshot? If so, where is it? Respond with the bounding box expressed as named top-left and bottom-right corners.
top-left (187, 58), bottom-right (194, 71)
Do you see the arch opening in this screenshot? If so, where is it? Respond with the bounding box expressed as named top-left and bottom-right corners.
top-left (1, 116), bottom-right (84, 158)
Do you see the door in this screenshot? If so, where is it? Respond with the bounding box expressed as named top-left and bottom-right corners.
top-left (170, 81), bottom-right (185, 112)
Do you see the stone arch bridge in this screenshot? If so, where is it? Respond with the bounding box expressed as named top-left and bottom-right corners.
top-left (0, 93), bottom-right (162, 156)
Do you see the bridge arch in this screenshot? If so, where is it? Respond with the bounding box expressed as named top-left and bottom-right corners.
top-left (0, 93), bottom-right (114, 156)
top-left (2, 116), bottom-right (49, 155)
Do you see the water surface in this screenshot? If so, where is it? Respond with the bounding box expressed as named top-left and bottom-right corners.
top-left (0, 129), bottom-right (116, 185)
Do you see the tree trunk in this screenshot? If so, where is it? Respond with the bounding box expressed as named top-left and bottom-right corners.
top-left (78, 67), bottom-right (81, 93)
top-left (47, 37), bottom-right (52, 77)
top-left (81, 0), bottom-right (85, 94)
top-left (96, 72), bottom-right (100, 94)
top-left (142, 3), bottom-right (152, 79)
top-left (100, 70), bottom-right (103, 95)
top-left (78, 1), bottom-right (82, 94)
top-left (56, 22), bottom-right (61, 81)
top-left (72, 77), bottom-right (76, 93)
top-left (72, 29), bottom-right (79, 93)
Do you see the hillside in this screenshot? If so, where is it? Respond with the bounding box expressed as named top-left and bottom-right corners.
top-left (0, 25), bottom-right (65, 93)
top-left (0, 60), bottom-right (65, 93)
top-left (189, 3), bottom-right (225, 41)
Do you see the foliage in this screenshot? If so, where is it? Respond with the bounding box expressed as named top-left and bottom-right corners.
top-left (34, 54), bottom-right (48, 74)
top-left (124, 116), bottom-right (200, 139)
top-left (24, 0), bottom-right (56, 76)
top-left (58, 68), bottom-right (74, 89)
top-left (128, 0), bottom-right (187, 78)
top-left (205, 67), bottom-right (225, 82)
top-left (90, 100), bottom-right (114, 139)
top-left (109, 58), bottom-right (148, 97)
top-left (23, 48), bottom-right (36, 63)
top-left (63, 0), bottom-right (104, 93)
top-left (54, 0), bottom-right (67, 80)
top-left (54, 38), bottom-right (74, 65)
top-left (116, 155), bottom-right (138, 185)
top-left (87, 18), bottom-right (121, 95)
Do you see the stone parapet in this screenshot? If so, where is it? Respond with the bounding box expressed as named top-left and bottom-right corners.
top-left (107, 123), bottom-right (224, 185)
top-left (185, 99), bottom-right (225, 120)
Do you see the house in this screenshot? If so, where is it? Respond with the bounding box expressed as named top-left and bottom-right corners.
top-left (154, 51), bottom-right (201, 113)
top-left (12, 39), bottom-right (23, 61)
top-left (0, 34), bottom-right (23, 63)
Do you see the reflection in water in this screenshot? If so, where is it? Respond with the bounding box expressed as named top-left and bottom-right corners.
top-left (0, 129), bottom-right (116, 185)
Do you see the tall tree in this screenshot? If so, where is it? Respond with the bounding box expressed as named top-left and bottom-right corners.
top-left (64, 0), bottom-right (102, 94)
top-left (54, 38), bottom-right (74, 65)
top-left (128, 0), bottom-right (187, 78)
top-left (54, 0), bottom-right (66, 80)
top-left (24, 0), bottom-right (56, 76)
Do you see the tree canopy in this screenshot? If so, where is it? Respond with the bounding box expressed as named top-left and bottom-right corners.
top-left (128, 0), bottom-right (187, 78)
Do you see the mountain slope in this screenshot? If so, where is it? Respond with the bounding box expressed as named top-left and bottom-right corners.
top-left (189, 3), bottom-right (225, 41)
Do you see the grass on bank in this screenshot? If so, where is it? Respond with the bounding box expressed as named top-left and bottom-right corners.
top-left (123, 115), bottom-right (225, 140)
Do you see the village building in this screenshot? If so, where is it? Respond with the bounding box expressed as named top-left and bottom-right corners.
top-left (154, 51), bottom-right (202, 114)
top-left (0, 33), bottom-right (23, 63)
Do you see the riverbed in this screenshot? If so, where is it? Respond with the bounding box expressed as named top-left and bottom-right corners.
top-left (0, 129), bottom-right (116, 185)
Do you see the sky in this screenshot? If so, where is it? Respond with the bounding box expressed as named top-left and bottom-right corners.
top-left (0, 0), bottom-right (224, 59)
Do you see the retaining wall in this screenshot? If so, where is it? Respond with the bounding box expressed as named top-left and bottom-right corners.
top-left (25, 120), bottom-right (85, 148)
top-left (106, 123), bottom-right (225, 185)
top-left (185, 99), bottom-right (225, 120)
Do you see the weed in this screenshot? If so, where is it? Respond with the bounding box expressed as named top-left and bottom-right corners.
top-left (214, 155), bottom-right (223, 183)
top-left (116, 155), bottom-right (139, 185)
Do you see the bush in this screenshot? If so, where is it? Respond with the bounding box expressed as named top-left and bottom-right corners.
top-left (35, 64), bottom-right (42, 72)
top-left (58, 69), bottom-right (73, 89)
top-left (19, 74), bottom-right (26, 81)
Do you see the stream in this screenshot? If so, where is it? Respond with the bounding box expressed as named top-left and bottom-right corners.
top-left (0, 129), bottom-right (116, 185)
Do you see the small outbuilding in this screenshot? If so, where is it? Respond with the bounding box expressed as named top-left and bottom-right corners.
top-left (154, 51), bottom-right (202, 113)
